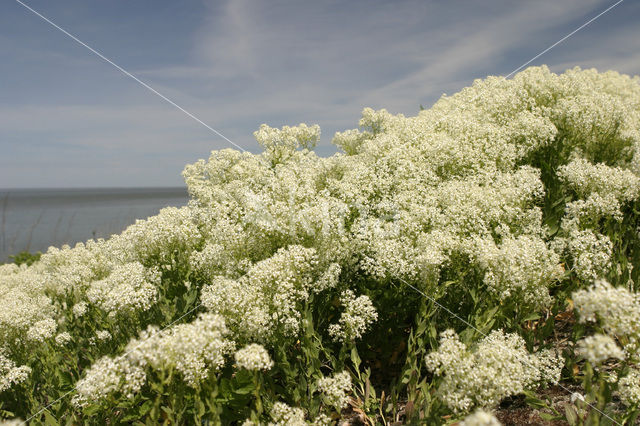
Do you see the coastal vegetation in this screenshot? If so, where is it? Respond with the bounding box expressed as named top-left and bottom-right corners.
top-left (1, 65), bottom-right (640, 424)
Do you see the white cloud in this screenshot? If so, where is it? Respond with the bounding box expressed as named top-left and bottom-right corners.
top-left (2, 0), bottom-right (638, 187)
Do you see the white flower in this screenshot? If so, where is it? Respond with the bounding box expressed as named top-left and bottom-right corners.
top-left (72, 301), bottom-right (88, 317)
top-left (268, 401), bottom-right (307, 426)
top-left (74, 313), bottom-right (235, 406)
top-left (234, 344), bottom-right (273, 371)
top-left (86, 262), bottom-right (160, 315)
top-left (425, 329), bottom-right (563, 413)
top-left (473, 235), bottom-right (563, 309)
top-left (0, 354), bottom-right (31, 393)
top-left (328, 290), bottom-right (378, 342)
top-left (570, 392), bottom-right (585, 404)
top-left (201, 246), bottom-right (334, 342)
top-left (460, 410), bottom-right (502, 426)
top-left (573, 280), bottom-right (640, 339)
top-left (55, 332), bottom-right (72, 346)
top-left (565, 230), bottom-right (613, 281)
top-left (96, 330), bottom-right (112, 342)
top-left (619, 367), bottom-right (640, 407)
top-left (72, 355), bottom-right (145, 407)
top-left (254, 123), bottom-right (320, 165)
top-left (316, 370), bottom-right (352, 410)
top-left (26, 318), bottom-right (57, 343)
top-left (0, 419), bottom-right (25, 425)
top-left (576, 334), bottom-right (624, 365)
top-left (558, 158), bottom-right (640, 202)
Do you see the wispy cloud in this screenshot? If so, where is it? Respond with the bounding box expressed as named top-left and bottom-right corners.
top-left (1, 0), bottom-right (637, 187)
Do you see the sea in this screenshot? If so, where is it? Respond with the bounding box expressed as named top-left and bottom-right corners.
top-left (0, 187), bottom-right (189, 263)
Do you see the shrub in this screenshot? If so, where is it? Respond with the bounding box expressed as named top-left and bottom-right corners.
top-left (1, 65), bottom-right (639, 424)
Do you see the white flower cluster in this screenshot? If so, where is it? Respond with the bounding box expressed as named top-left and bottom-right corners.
top-left (618, 367), bottom-right (640, 407)
top-left (244, 401), bottom-right (331, 426)
top-left (25, 318), bottom-right (57, 343)
top-left (0, 353), bottom-right (31, 393)
top-left (201, 245), bottom-right (340, 342)
top-left (234, 343), bottom-right (274, 371)
top-left (111, 206), bottom-right (202, 265)
top-left (268, 402), bottom-right (307, 426)
top-left (425, 330), bottom-right (562, 413)
top-left (460, 410), bottom-right (502, 426)
top-left (72, 301), bottom-right (88, 317)
top-left (35, 240), bottom-right (113, 295)
top-left (573, 280), bottom-right (640, 340)
top-left (557, 158), bottom-right (640, 203)
top-left (254, 123), bottom-right (321, 166)
top-left (86, 262), bottom-right (160, 316)
top-left (473, 235), bottom-right (563, 309)
top-left (96, 330), bottom-right (112, 342)
top-left (73, 313), bottom-right (234, 406)
top-left (565, 230), bottom-right (613, 281)
top-left (55, 332), bottom-right (72, 346)
top-left (316, 370), bottom-right (352, 410)
top-left (328, 290), bottom-right (378, 342)
top-left (72, 354), bottom-right (146, 407)
top-left (0, 274), bottom-right (56, 349)
top-left (576, 334), bottom-right (624, 365)
top-left (0, 419), bottom-right (24, 426)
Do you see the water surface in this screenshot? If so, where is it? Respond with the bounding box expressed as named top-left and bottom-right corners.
top-left (0, 187), bottom-right (189, 262)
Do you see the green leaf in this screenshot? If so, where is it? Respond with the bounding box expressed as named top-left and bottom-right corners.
top-left (524, 391), bottom-right (549, 410)
top-left (234, 383), bottom-right (255, 395)
top-left (351, 347), bottom-right (362, 370)
top-left (138, 400), bottom-right (153, 416)
top-left (43, 410), bottom-right (60, 426)
top-left (564, 405), bottom-right (578, 425)
top-left (83, 404), bottom-right (102, 416)
top-left (539, 412), bottom-right (561, 421)
top-left (522, 312), bottom-right (541, 321)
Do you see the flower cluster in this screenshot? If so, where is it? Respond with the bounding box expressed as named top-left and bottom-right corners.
top-left (425, 330), bottom-right (562, 412)
top-left (618, 367), bottom-right (640, 407)
top-left (328, 290), bottom-right (378, 342)
top-left (201, 245), bottom-right (340, 343)
top-left (575, 334), bottom-right (624, 365)
top-left (557, 158), bottom-right (640, 202)
top-left (254, 123), bottom-right (321, 166)
top-left (0, 419), bottom-right (24, 425)
top-left (473, 235), bottom-right (563, 309)
top-left (86, 262), bottom-right (160, 316)
top-left (96, 330), bottom-right (112, 342)
top-left (460, 410), bottom-right (502, 426)
top-left (267, 402), bottom-right (307, 426)
top-left (234, 344), bottom-right (274, 371)
top-left (565, 230), bottom-right (613, 281)
top-left (25, 318), bottom-right (57, 343)
top-left (316, 370), bottom-right (352, 410)
top-left (72, 355), bottom-right (146, 407)
top-left (0, 353), bottom-right (31, 393)
top-left (55, 332), bottom-right (72, 346)
top-left (573, 280), bottom-right (640, 340)
top-left (72, 301), bottom-right (88, 317)
top-left (244, 401), bottom-right (330, 426)
top-left (73, 313), bottom-right (234, 406)
top-left (110, 206), bottom-right (202, 265)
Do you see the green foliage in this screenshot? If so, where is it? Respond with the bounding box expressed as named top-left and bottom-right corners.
top-left (8, 250), bottom-right (41, 266)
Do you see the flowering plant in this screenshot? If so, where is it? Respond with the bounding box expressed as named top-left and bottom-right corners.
top-left (1, 65), bottom-right (640, 424)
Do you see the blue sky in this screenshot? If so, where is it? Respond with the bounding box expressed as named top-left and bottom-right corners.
top-left (1, 0), bottom-right (639, 188)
